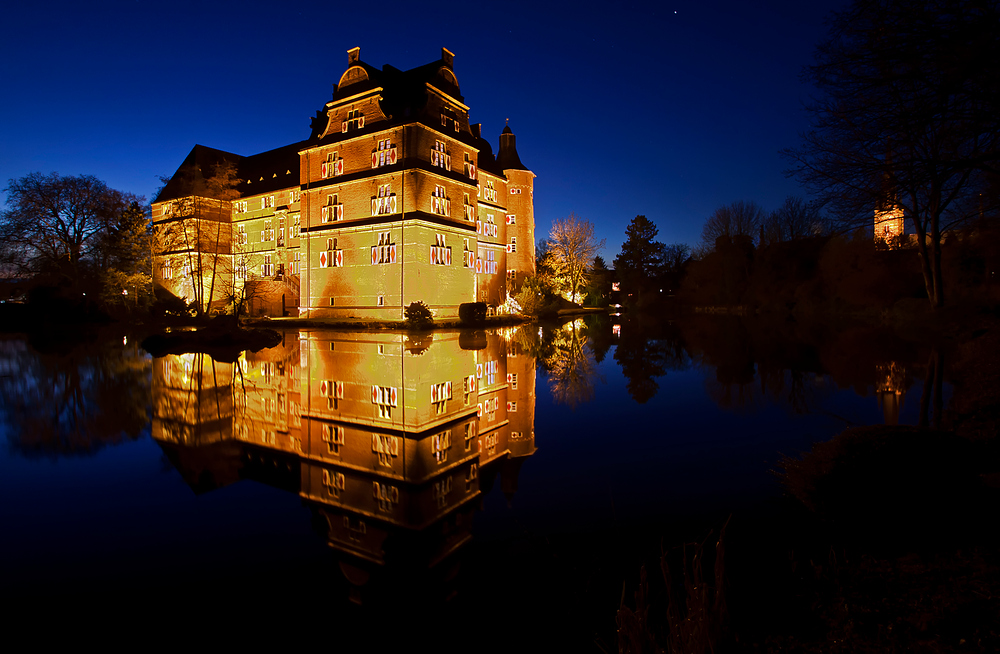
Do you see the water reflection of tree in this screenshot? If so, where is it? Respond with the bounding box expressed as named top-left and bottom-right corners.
top-left (613, 319), bottom-right (690, 404)
top-left (0, 336), bottom-right (151, 457)
top-left (540, 319), bottom-right (599, 408)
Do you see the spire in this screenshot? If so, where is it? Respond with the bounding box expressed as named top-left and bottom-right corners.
top-left (497, 122), bottom-right (527, 171)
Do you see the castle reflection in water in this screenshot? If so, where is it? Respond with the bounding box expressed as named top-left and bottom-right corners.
top-left (151, 327), bottom-right (535, 602)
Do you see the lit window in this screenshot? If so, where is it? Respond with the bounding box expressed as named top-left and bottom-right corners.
top-left (342, 109), bottom-right (364, 133)
top-left (236, 223), bottom-right (247, 245)
top-left (262, 254), bottom-right (274, 277)
top-left (506, 214), bottom-right (516, 225)
top-left (321, 194), bottom-right (343, 222)
top-left (508, 236), bottom-right (517, 253)
top-left (262, 195), bottom-right (274, 209)
top-left (431, 185), bottom-right (450, 216)
top-left (431, 140), bottom-right (451, 171)
top-left (290, 214), bottom-right (300, 238)
top-left (371, 184), bottom-right (396, 216)
top-left (322, 151), bottom-right (344, 178)
top-left (431, 430), bottom-right (451, 464)
top-left (371, 231), bottom-right (396, 265)
top-left (430, 233), bottom-right (451, 265)
top-left (464, 153), bottom-right (477, 180)
top-left (371, 138), bottom-right (397, 168)
top-left (233, 200), bottom-right (248, 214)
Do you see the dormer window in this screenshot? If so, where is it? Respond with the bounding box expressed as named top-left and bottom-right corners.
top-left (342, 109), bottom-right (364, 132)
top-left (464, 154), bottom-right (477, 180)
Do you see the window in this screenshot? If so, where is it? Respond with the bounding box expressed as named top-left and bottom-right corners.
top-left (262, 195), bottom-right (275, 209)
top-left (321, 194), bottom-right (343, 222)
top-left (290, 250), bottom-right (300, 275)
top-left (371, 231), bottom-right (396, 265)
top-left (463, 193), bottom-right (475, 221)
top-left (322, 151), bottom-right (344, 178)
top-left (234, 200), bottom-right (248, 214)
top-left (342, 109), bottom-right (364, 133)
top-left (464, 153), bottom-right (477, 180)
top-left (430, 381), bottom-right (453, 404)
top-left (506, 214), bottom-right (516, 225)
top-left (509, 188), bottom-right (522, 195)
top-left (508, 237), bottom-right (517, 253)
top-left (322, 469), bottom-right (346, 497)
top-left (261, 218), bottom-right (274, 242)
top-left (464, 421), bottom-right (477, 451)
top-left (262, 254), bottom-right (274, 277)
top-left (236, 223), bottom-right (247, 245)
top-left (431, 430), bottom-right (451, 464)
top-left (372, 138), bottom-right (397, 168)
top-left (289, 189), bottom-right (301, 204)
top-left (507, 372), bottom-right (518, 389)
top-left (430, 233), bottom-right (451, 265)
top-left (507, 269), bottom-right (516, 282)
top-left (477, 214), bottom-right (497, 238)
top-left (161, 261), bottom-right (173, 280)
top-left (479, 179), bottom-right (497, 204)
top-left (463, 239), bottom-right (475, 268)
top-left (371, 385), bottom-right (398, 421)
top-left (319, 238), bottom-right (342, 268)
top-left (377, 295), bottom-right (385, 306)
top-left (431, 185), bottom-right (450, 216)
top-left (371, 184), bottom-right (396, 216)
top-left (321, 424), bottom-right (345, 453)
top-left (431, 140), bottom-right (450, 170)
top-left (290, 214), bottom-right (300, 238)
top-left (373, 481), bottom-right (399, 512)
top-left (475, 248), bottom-right (497, 275)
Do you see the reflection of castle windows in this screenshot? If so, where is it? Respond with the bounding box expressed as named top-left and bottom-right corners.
top-left (465, 463), bottom-right (478, 492)
top-left (511, 431), bottom-right (521, 440)
top-left (377, 344), bottom-right (385, 355)
top-left (373, 481), bottom-right (399, 512)
top-left (322, 424), bottom-right (345, 455)
top-left (464, 421), bottom-right (476, 452)
top-left (343, 515), bottom-right (367, 543)
top-left (431, 430), bottom-right (451, 463)
top-left (431, 381), bottom-right (452, 414)
top-left (322, 469), bottom-right (345, 497)
top-left (876, 361), bottom-right (906, 425)
top-left (372, 433), bottom-right (399, 466)
top-left (433, 477), bottom-right (452, 508)
top-left (482, 431), bottom-right (498, 455)
top-left (261, 429), bottom-right (276, 445)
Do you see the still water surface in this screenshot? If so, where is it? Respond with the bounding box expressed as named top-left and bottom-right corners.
top-left (0, 315), bottom-right (942, 644)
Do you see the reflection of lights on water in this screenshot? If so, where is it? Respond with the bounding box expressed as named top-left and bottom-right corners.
top-left (612, 325), bottom-right (621, 336)
top-left (123, 335), bottom-right (127, 346)
top-left (610, 312), bottom-right (620, 317)
top-left (538, 327), bottom-right (543, 338)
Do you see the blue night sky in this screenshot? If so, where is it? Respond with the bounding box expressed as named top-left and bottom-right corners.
top-left (0, 0), bottom-right (846, 260)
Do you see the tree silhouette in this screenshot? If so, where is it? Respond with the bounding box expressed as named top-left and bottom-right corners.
top-left (785, 0), bottom-right (1000, 308)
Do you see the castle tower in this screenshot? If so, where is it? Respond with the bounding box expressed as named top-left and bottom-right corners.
top-left (496, 124), bottom-right (535, 292)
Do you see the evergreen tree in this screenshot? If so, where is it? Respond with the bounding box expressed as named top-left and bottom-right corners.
top-left (614, 215), bottom-right (666, 300)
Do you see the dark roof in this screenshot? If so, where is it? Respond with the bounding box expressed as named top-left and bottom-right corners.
top-left (154, 145), bottom-right (243, 203)
top-left (310, 51), bottom-right (467, 142)
top-left (237, 141), bottom-right (306, 196)
top-left (496, 125), bottom-right (528, 171)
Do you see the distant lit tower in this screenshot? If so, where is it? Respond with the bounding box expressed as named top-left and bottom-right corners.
top-left (875, 361), bottom-right (906, 425)
top-left (874, 202), bottom-right (905, 244)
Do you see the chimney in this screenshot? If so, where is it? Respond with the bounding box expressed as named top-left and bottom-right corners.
top-left (471, 123), bottom-right (482, 139)
top-left (442, 47), bottom-right (455, 69)
top-left (348, 47), bottom-right (360, 64)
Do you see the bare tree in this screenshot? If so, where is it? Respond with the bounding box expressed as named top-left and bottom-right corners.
top-left (761, 196), bottom-right (824, 246)
top-left (784, 0), bottom-right (1000, 308)
top-left (549, 213), bottom-right (605, 304)
top-left (700, 200), bottom-right (766, 250)
top-left (1, 173), bottom-right (137, 278)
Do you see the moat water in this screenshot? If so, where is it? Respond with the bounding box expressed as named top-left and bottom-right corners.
top-left (0, 314), bottom-right (948, 646)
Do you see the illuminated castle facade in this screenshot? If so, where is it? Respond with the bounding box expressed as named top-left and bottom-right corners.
top-left (152, 47), bottom-right (535, 319)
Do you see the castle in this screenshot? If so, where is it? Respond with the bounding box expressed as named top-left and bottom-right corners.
top-left (153, 47), bottom-right (535, 319)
